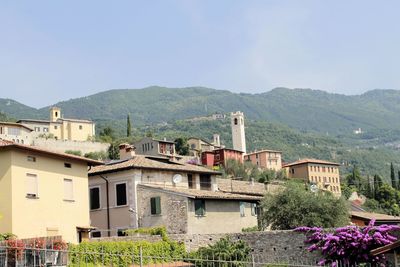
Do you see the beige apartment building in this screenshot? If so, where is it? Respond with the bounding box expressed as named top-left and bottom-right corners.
top-left (88, 144), bottom-right (261, 237)
top-left (283, 158), bottom-right (341, 196)
top-left (0, 139), bottom-right (102, 243)
top-left (245, 149), bottom-right (283, 171)
top-left (18, 107), bottom-right (95, 142)
top-left (188, 134), bottom-right (222, 157)
top-left (0, 122), bottom-right (33, 145)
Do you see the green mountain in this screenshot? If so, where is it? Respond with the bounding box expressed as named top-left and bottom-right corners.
top-left (2, 86), bottom-right (400, 136)
top-left (1, 86), bottom-right (400, 179)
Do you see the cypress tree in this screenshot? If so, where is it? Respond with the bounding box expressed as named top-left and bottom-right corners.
top-left (398, 171), bottom-right (400, 190)
top-left (391, 162), bottom-right (396, 188)
top-left (127, 114), bottom-right (132, 137)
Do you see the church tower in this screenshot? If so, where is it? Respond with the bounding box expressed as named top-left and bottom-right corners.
top-left (231, 111), bottom-right (246, 153)
top-left (50, 107), bottom-right (61, 122)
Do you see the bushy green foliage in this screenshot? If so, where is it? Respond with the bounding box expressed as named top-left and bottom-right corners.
top-left (65, 150), bottom-right (82, 156)
top-left (241, 226), bottom-right (259, 232)
top-left (187, 237), bottom-right (251, 267)
top-left (84, 151), bottom-right (107, 161)
top-left (124, 226), bottom-right (168, 241)
top-left (0, 233), bottom-right (16, 241)
top-left (261, 182), bottom-right (350, 230)
top-left (68, 239), bottom-right (185, 266)
top-left (175, 137), bottom-right (189, 155)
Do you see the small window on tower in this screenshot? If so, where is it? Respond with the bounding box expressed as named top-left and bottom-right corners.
top-left (55, 112), bottom-right (58, 117)
top-left (234, 118), bottom-right (238, 125)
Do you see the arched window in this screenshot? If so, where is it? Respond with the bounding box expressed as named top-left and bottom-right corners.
top-left (234, 118), bottom-right (238, 125)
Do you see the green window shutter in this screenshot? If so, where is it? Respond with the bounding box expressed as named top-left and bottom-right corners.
top-left (151, 197), bottom-right (161, 215)
top-left (155, 197), bottom-right (161, 215)
top-left (195, 199), bottom-right (205, 216)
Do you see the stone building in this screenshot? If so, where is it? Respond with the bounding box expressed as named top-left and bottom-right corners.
top-left (231, 111), bottom-right (246, 154)
top-left (188, 134), bottom-right (223, 158)
top-left (88, 145), bottom-right (261, 237)
top-left (283, 158), bottom-right (342, 196)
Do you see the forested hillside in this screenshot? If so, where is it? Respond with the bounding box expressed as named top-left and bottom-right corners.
top-left (2, 86), bottom-right (400, 136)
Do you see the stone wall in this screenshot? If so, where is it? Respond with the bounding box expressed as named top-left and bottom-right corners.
top-left (90, 230), bottom-right (319, 264)
top-left (170, 231), bottom-right (319, 263)
top-left (32, 138), bottom-right (109, 155)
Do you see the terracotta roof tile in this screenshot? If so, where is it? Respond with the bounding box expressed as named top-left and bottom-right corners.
top-left (283, 158), bottom-right (340, 167)
top-left (351, 211), bottom-right (400, 221)
top-left (138, 184), bottom-right (262, 201)
top-left (245, 149), bottom-right (282, 155)
top-left (89, 155), bottom-right (221, 175)
top-left (217, 178), bottom-right (266, 196)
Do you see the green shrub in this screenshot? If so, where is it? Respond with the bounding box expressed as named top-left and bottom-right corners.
top-left (0, 233), bottom-right (16, 241)
top-left (124, 226), bottom-right (168, 241)
top-left (187, 237), bottom-right (251, 267)
top-left (65, 150), bottom-right (82, 156)
top-left (68, 239), bottom-right (185, 266)
top-left (241, 226), bottom-right (259, 232)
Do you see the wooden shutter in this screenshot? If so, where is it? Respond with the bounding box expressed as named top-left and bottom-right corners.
top-left (64, 179), bottom-right (73, 200)
top-left (26, 174), bottom-right (38, 197)
top-left (150, 197), bottom-right (161, 215)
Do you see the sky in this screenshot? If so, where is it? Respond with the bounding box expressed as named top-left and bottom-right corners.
top-left (1, 1), bottom-right (400, 108)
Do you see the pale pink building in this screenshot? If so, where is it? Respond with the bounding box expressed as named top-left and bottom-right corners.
top-left (245, 149), bottom-right (282, 171)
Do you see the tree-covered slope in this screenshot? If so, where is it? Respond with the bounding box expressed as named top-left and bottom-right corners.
top-left (2, 86), bottom-right (400, 135)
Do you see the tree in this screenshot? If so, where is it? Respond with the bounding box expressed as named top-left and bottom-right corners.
top-left (107, 142), bottom-right (120, 160)
top-left (373, 174), bottom-right (383, 198)
top-left (127, 114), bottom-right (132, 137)
top-left (99, 126), bottom-right (115, 143)
top-left (391, 162), bottom-right (396, 188)
top-left (261, 182), bottom-right (349, 230)
top-left (398, 170), bottom-right (400, 190)
top-left (174, 137), bottom-right (189, 155)
top-left (346, 165), bottom-right (362, 190)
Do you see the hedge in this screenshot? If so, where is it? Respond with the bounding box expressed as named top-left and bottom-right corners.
top-left (68, 239), bottom-right (185, 266)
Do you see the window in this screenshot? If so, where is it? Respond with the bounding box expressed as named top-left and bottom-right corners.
top-left (79, 125), bottom-right (83, 130)
top-left (63, 179), bottom-right (73, 200)
top-left (43, 127), bottom-right (49, 132)
top-left (91, 231), bottom-right (101, 238)
top-left (21, 140), bottom-right (24, 144)
top-left (34, 127), bottom-right (40, 132)
top-left (116, 183), bottom-right (127, 206)
top-left (64, 163), bottom-right (71, 168)
top-left (8, 127), bottom-right (20, 135)
top-left (26, 174), bottom-right (38, 198)
top-left (90, 187), bottom-right (100, 210)
top-left (194, 199), bottom-right (206, 216)
top-left (291, 168), bottom-right (295, 174)
top-left (0, 127), bottom-right (3, 134)
top-left (200, 174), bottom-right (211, 190)
top-left (240, 202), bottom-right (245, 217)
top-left (234, 118), bottom-right (238, 125)
top-left (117, 229), bottom-right (127, 236)
top-left (150, 197), bottom-right (161, 215)
top-left (251, 203), bottom-right (257, 216)
top-left (27, 156), bottom-right (36, 162)
top-left (54, 125), bottom-right (58, 130)
top-left (188, 174), bottom-right (195, 189)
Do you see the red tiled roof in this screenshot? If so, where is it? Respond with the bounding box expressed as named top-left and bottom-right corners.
top-left (0, 139), bottom-right (103, 165)
top-left (282, 158), bottom-right (340, 167)
top-left (217, 178), bottom-right (266, 196)
top-left (89, 155), bottom-right (221, 175)
top-left (138, 184), bottom-right (262, 201)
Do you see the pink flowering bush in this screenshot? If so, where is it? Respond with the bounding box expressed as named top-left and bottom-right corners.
top-left (295, 220), bottom-right (400, 266)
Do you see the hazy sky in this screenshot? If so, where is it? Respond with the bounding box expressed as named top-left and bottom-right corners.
top-left (1, 1), bottom-right (400, 107)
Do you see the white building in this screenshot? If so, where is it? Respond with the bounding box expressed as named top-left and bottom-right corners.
top-left (231, 111), bottom-right (246, 154)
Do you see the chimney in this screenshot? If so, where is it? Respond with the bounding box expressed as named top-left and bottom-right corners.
top-left (213, 134), bottom-right (220, 147)
top-left (119, 143), bottom-right (136, 160)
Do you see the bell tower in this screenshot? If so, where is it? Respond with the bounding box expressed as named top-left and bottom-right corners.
top-left (50, 107), bottom-right (61, 122)
top-left (231, 111), bottom-right (246, 153)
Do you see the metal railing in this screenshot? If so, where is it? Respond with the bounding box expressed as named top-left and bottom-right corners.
top-left (0, 245), bottom-right (391, 267)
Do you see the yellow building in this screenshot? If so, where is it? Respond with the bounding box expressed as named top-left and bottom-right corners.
top-left (0, 139), bottom-right (102, 243)
top-left (18, 107), bottom-right (95, 142)
top-left (283, 158), bottom-right (342, 196)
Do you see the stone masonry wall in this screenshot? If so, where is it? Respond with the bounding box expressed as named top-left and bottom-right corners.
top-left (91, 231), bottom-right (319, 264)
top-left (170, 231), bottom-right (319, 264)
top-left (32, 138), bottom-right (109, 155)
